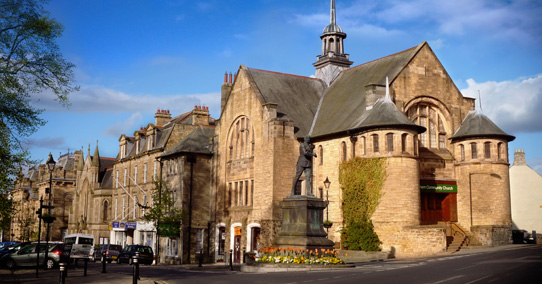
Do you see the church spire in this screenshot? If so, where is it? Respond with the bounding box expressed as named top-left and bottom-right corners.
top-left (313, 0), bottom-right (353, 87)
top-left (92, 140), bottom-right (100, 167)
top-left (330, 0), bottom-right (336, 26)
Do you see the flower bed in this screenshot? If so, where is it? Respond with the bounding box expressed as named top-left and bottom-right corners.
top-left (256, 247), bottom-right (345, 265)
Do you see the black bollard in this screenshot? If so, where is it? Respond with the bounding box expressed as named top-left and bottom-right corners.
top-left (132, 254), bottom-right (139, 284)
top-left (101, 256), bottom-right (106, 273)
top-left (242, 248), bottom-right (246, 264)
top-left (59, 263), bottom-right (66, 284)
top-left (83, 259), bottom-right (88, 276)
top-left (198, 249), bottom-right (203, 267)
top-left (229, 249), bottom-right (233, 271)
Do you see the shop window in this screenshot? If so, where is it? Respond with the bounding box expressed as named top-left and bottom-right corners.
top-left (166, 238), bottom-right (178, 257)
top-left (218, 227), bottom-right (226, 255)
top-left (251, 227), bottom-right (261, 251)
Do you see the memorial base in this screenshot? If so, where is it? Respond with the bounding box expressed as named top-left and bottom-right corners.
top-left (273, 196), bottom-right (334, 250)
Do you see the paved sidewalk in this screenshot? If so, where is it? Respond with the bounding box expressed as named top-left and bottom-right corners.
top-left (0, 267), bottom-right (155, 284)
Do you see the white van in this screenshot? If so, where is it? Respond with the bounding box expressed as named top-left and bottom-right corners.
top-left (62, 233), bottom-right (95, 260)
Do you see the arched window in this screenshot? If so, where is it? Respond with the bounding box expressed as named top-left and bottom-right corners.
top-left (497, 143), bottom-right (503, 160)
top-left (372, 134), bottom-right (379, 153)
top-left (484, 142), bottom-right (491, 159)
top-left (351, 137), bottom-right (356, 158)
top-left (341, 142), bottom-right (347, 161)
top-left (386, 133), bottom-right (394, 153)
top-left (407, 103), bottom-right (449, 149)
top-left (401, 134), bottom-right (408, 153)
top-left (103, 201), bottom-right (109, 222)
top-left (228, 116), bottom-right (254, 161)
top-left (460, 144), bottom-right (465, 161)
top-left (471, 143), bottom-right (477, 159)
top-left (361, 136), bottom-right (366, 155)
top-left (318, 145), bottom-right (323, 166)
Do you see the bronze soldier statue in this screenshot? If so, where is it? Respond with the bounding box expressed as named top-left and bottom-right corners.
top-left (291, 135), bottom-right (317, 196)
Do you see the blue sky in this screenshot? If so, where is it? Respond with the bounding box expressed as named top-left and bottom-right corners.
top-left (26, 0), bottom-right (542, 173)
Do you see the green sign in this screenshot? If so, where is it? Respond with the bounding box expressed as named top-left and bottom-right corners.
top-left (420, 183), bottom-right (457, 193)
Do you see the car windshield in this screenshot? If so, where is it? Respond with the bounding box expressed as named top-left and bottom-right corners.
top-left (138, 247), bottom-right (152, 254)
top-left (110, 245), bottom-right (122, 250)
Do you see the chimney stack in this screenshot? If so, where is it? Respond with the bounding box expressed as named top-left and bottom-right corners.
top-left (155, 109), bottom-right (172, 127)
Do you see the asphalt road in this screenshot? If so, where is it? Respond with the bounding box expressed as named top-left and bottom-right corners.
top-left (1, 244), bottom-right (540, 284)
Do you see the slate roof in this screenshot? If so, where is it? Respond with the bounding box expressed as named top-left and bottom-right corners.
top-left (245, 67), bottom-right (325, 137)
top-left (451, 110), bottom-right (515, 142)
top-left (159, 126), bottom-right (215, 158)
top-left (354, 97), bottom-right (425, 133)
top-left (310, 43), bottom-right (422, 137)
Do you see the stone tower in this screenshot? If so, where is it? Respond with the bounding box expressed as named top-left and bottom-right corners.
top-left (313, 0), bottom-right (353, 87)
top-left (451, 110), bottom-right (515, 245)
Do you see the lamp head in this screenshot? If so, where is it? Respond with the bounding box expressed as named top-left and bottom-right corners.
top-left (324, 177), bottom-right (331, 189)
top-left (46, 153), bottom-right (56, 172)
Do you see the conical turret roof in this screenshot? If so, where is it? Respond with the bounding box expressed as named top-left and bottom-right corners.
top-left (451, 110), bottom-right (515, 142)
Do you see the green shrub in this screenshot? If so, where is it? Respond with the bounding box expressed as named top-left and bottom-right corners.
top-left (342, 220), bottom-right (381, 251)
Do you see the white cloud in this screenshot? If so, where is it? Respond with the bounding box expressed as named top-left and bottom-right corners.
top-left (102, 112), bottom-right (143, 137)
top-left (31, 85), bottom-right (221, 117)
top-left (22, 137), bottom-right (67, 150)
top-left (461, 74), bottom-right (542, 133)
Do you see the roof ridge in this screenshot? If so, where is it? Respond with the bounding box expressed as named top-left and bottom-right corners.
top-left (247, 67), bottom-right (319, 80)
top-left (346, 44), bottom-right (419, 72)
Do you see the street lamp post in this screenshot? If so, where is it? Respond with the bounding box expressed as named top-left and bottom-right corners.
top-left (44, 153), bottom-right (56, 269)
top-left (324, 177), bottom-right (331, 220)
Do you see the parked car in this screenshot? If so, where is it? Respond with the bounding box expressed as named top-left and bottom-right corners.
top-left (93, 244), bottom-right (122, 263)
top-left (3, 242), bottom-right (64, 269)
top-left (117, 245), bottom-right (153, 265)
top-left (0, 242), bottom-right (31, 266)
top-left (0, 241), bottom-right (19, 249)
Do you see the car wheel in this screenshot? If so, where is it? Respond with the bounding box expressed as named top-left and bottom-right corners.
top-left (5, 258), bottom-right (16, 270)
top-left (46, 258), bottom-right (56, 269)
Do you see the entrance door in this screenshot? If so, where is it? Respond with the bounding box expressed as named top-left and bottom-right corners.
top-left (421, 192), bottom-right (458, 224)
top-left (233, 235), bottom-right (241, 263)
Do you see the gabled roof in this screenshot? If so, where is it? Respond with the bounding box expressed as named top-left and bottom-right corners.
top-left (246, 67), bottom-right (325, 137)
top-left (159, 126), bottom-right (215, 158)
top-left (311, 42), bottom-right (423, 137)
top-left (451, 110), bottom-right (515, 142)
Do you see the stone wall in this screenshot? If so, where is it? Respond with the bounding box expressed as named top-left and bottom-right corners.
top-left (471, 225), bottom-right (512, 246)
top-left (374, 223), bottom-right (446, 258)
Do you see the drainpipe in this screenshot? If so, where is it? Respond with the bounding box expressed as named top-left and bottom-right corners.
top-left (187, 154), bottom-right (196, 264)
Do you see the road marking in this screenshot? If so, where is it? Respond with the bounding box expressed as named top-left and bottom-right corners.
top-left (454, 263), bottom-right (481, 271)
top-left (464, 274), bottom-right (493, 284)
top-left (428, 275), bottom-right (465, 283)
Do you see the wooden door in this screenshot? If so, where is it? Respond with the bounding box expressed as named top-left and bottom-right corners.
top-left (233, 235), bottom-right (241, 263)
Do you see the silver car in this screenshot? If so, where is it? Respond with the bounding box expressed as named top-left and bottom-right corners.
top-left (4, 242), bottom-right (64, 269)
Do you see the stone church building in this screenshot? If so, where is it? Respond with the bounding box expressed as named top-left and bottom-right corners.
top-left (213, 0), bottom-right (515, 259)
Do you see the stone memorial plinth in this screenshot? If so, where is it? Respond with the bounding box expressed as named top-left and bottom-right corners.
top-left (273, 196), bottom-right (335, 250)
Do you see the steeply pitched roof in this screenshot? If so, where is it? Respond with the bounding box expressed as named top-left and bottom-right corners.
top-left (246, 67), bottom-right (325, 137)
top-left (355, 97), bottom-right (425, 133)
top-left (451, 110), bottom-right (515, 142)
top-left (310, 42), bottom-right (423, 137)
top-left (159, 126), bottom-right (215, 157)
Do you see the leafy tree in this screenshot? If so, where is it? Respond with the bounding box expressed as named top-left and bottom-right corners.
top-left (139, 180), bottom-right (184, 239)
top-left (1, 0), bottom-right (78, 195)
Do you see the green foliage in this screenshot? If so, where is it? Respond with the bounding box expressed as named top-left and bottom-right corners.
top-left (339, 157), bottom-right (386, 251)
top-left (0, 0), bottom-right (78, 194)
top-left (0, 194), bottom-right (15, 235)
top-left (139, 180), bottom-right (184, 238)
top-left (342, 220), bottom-right (381, 251)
